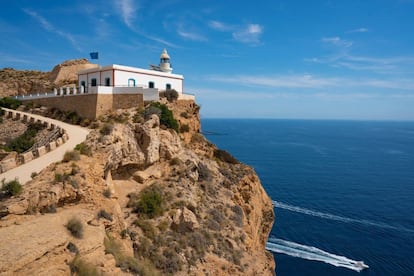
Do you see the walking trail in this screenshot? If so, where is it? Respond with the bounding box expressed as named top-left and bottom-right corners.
top-left (0, 109), bottom-right (90, 184)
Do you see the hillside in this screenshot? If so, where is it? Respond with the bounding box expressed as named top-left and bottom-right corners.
top-left (0, 100), bottom-right (275, 275)
top-left (0, 59), bottom-right (98, 98)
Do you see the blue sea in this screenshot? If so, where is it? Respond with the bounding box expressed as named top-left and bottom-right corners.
top-left (202, 119), bottom-right (414, 276)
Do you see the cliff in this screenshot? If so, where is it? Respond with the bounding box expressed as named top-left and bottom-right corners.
top-left (0, 100), bottom-right (275, 275)
top-left (0, 59), bottom-right (98, 97)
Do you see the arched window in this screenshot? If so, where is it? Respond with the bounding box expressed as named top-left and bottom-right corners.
top-left (166, 83), bottom-right (171, 90)
top-left (128, 78), bottom-right (136, 87)
top-left (148, 81), bottom-right (155, 88)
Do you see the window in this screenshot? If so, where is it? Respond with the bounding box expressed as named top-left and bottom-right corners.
top-left (128, 78), bottom-right (136, 87)
top-left (148, 81), bottom-right (155, 88)
top-left (166, 83), bottom-right (171, 90)
top-left (91, 78), bottom-right (97, 87)
top-left (105, 77), bottom-right (110, 86)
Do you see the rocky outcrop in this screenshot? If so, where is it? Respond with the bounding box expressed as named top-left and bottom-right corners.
top-left (0, 59), bottom-right (97, 97)
top-left (0, 100), bottom-right (275, 275)
top-left (49, 59), bottom-right (98, 87)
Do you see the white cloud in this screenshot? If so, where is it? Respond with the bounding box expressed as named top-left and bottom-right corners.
top-left (232, 24), bottom-right (263, 44)
top-left (23, 8), bottom-right (81, 52)
top-left (208, 74), bottom-right (414, 90)
top-left (209, 74), bottom-right (339, 89)
top-left (322, 37), bottom-right (353, 48)
top-left (347, 28), bottom-right (369, 33)
top-left (208, 20), bottom-right (233, 32)
top-left (115, 0), bottom-right (138, 28)
top-left (176, 22), bottom-right (207, 41)
top-left (177, 29), bottom-right (207, 41)
top-left (208, 20), bottom-right (264, 45)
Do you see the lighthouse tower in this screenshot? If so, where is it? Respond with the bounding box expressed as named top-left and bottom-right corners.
top-left (159, 49), bottom-right (173, 73)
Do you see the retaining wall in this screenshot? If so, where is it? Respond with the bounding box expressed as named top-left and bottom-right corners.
top-left (0, 109), bottom-right (67, 174)
top-left (21, 93), bottom-right (144, 120)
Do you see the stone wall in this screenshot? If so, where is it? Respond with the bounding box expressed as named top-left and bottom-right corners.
top-left (22, 93), bottom-right (144, 119)
top-left (0, 109), bottom-right (67, 174)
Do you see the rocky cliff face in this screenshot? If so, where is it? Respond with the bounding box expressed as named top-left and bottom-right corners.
top-left (0, 100), bottom-right (275, 275)
top-left (0, 59), bottom-right (98, 97)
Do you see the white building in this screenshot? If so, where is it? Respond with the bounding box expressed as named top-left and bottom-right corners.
top-left (77, 49), bottom-right (192, 101)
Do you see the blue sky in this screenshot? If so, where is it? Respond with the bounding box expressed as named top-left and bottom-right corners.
top-left (1, 0), bottom-right (414, 120)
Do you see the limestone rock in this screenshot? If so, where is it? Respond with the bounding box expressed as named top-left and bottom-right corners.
top-left (172, 207), bottom-right (199, 233)
top-left (135, 115), bottom-right (160, 166)
top-left (104, 124), bottom-right (146, 173)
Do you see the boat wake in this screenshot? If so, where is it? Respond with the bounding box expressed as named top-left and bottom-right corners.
top-left (266, 237), bottom-right (369, 272)
top-left (273, 200), bottom-right (414, 233)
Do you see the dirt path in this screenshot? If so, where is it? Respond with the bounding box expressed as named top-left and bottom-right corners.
top-left (0, 108), bottom-right (90, 184)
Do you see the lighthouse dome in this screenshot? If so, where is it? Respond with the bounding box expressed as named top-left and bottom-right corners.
top-left (160, 49), bottom-right (170, 60)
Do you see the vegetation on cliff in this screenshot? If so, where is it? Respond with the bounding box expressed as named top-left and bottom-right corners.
top-left (0, 99), bottom-right (275, 275)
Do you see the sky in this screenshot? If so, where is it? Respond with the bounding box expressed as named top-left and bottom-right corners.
top-left (1, 0), bottom-right (414, 120)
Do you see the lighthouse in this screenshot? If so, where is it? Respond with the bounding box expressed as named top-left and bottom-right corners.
top-left (159, 49), bottom-right (173, 73)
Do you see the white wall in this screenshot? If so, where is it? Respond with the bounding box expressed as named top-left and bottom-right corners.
top-left (114, 70), bottom-right (183, 92)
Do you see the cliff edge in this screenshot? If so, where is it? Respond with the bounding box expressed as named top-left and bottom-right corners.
top-left (0, 99), bottom-right (275, 275)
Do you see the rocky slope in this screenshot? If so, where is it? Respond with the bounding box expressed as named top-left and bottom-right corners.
top-left (0, 100), bottom-right (275, 275)
top-left (0, 59), bottom-right (98, 97)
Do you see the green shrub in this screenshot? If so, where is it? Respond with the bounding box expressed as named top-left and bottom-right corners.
top-left (214, 149), bottom-right (239, 164)
top-left (74, 143), bottom-right (91, 156)
top-left (161, 89), bottom-right (179, 102)
top-left (103, 188), bottom-right (112, 198)
top-left (4, 122), bottom-right (44, 153)
top-left (0, 97), bottom-right (21, 110)
top-left (66, 242), bottom-right (79, 254)
top-left (180, 111), bottom-right (189, 118)
top-left (66, 217), bottom-right (83, 238)
top-left (63, 150), bottom-right (80, 162)
top-left (100, 123), bottom-right (113, 135)
top-left (1, 178), bottom-right (23, 197)
top-left (69, 255), bottom-right (99, 276)
top-left (104, 234), bottom-right (157, 275)
top-left (133, 186), bottom-right (164, 218)
top-left (147, 103), bottom-right (179, 132)
top-left (64, 111), bottom-right (82, 124)
top-left (30, 171), bottom-right (38, 179)
top-left (180, 124), bottom-right (190, 133)
top-left (133, 219), bottom-right (156, 240)
top-left (97, 209), bottom-right (113, 221)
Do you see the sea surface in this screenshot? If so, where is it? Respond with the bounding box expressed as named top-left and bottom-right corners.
top-left (201, 119), bottom-right (414, 276)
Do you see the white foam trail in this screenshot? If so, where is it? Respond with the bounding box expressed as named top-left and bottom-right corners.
top-left (273, 200), bottom-right (414, 233)
top-left (266, 237), bottom-right (369, 272)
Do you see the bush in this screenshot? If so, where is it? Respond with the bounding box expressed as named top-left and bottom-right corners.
top-left (103, 188), bottom-right (112, 198)
top-left (161, 89), bottom-right (179, 102)
top-left (64, 111), bottom-right (82, 124)
top-left (66, 242), bottom-right (79, 254)
top-left (180, 124), bottom-right (190, 133)
top-left (97, 209), bottom-right (113, 221)
top-left (69, 255), bottom-right (99, 276)
top-left (100, 123), bottom-right (113, 135)
top-left (4, 122), bottom-right (44, 153)
top-left (180, 112), bottom-right (189, 118)
top-left (30, 172), bottom-right (38, 179)
top-left (214, 149), bottom-right (239, 164)
top-left (74, 143), bottom-right (91, 156)
top-left (1, 179), bottom-right (23, 197)
top-left (0, 97), bottom-right (21, 110)
top-left (104, 234), bottom-right (156, 275)
top-left (147, 103), bottom-right (179, 132)
top-left (134, 219), bottom-right (156, 240)
top-left (63, 150), bottom-right (80, 162)
top-left (66, 217), bottom-right (83, 238)
top-left (133, 186), bottom-right (164, 218)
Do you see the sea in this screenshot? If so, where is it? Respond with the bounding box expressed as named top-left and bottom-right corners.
top-left (201, 119), bottom-right (414, 276)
